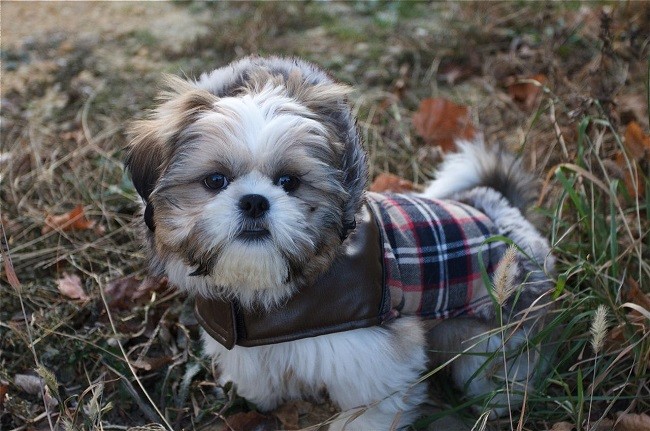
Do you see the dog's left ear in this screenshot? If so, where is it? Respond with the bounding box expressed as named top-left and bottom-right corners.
top-left (125, 76), bottom-right (219, 230)
top-left (285, 74), bottom-right (368, 237)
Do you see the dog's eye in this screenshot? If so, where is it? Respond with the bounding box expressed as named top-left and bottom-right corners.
top-left (203, 173), bottom-right (229, 190)
top-left (277, 175), bottom-right (300, 192)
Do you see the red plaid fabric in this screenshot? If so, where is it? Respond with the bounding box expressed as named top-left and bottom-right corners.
top-left (366, 192), bottom-right (506, 319)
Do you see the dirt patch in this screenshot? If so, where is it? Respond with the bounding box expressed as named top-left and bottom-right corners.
top-left (3, 2), bottom-right (210, 49)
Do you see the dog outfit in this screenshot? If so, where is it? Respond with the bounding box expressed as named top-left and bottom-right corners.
top-left (196, 192), bottom-right (506, 349)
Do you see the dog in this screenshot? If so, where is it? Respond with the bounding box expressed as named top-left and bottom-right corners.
top-left (125, 56), bottom-right (555, 429)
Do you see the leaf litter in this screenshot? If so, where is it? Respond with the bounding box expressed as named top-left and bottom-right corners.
top-left (1, 2), bottom-right (649, 430)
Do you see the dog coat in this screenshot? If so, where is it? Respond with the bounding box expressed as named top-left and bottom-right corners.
top-left (196, 192), bottom-right (506, 349)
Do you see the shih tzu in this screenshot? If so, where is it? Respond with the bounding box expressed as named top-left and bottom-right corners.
top-left (125, 56), bottom-right (555, 429)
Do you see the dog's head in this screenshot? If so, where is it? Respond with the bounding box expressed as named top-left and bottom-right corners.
top-left (125, 57), bottom-right (367, 307)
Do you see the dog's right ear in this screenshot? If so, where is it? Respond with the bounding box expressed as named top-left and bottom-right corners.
top-left (125, 76), bottom-right (219, 221)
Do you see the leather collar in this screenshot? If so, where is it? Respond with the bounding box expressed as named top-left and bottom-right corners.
top-left (194, 203), bottom-right (393, 349)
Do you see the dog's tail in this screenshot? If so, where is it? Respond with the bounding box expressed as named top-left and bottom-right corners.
top-left (422, 138), bottom-right (538, 219)
top-left (424, 138), bottom-right (555, 322)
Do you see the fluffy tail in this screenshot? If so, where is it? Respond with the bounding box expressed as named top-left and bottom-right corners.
top-left (422, 139), bottom-right (538, 219)
top-left (424, 138), bottom-right (555, 323)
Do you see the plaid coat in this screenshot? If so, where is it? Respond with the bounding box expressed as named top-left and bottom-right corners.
top-left (195, 192), bottom-right (508, 349)
top-left (366, 192), bottom-right (506, 320)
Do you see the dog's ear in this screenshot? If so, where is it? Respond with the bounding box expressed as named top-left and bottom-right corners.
top-left (125, 76), bottom-right (218, 232)
top-left (285, 72), bottom-right (368, 235)
top-left (125, 76), bottom-right (219, 203)
top-left (339, 124), bottom-right (368, 237)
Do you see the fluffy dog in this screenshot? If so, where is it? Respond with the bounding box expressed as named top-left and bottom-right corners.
top-left (125, 56), bottom-right (555, 429)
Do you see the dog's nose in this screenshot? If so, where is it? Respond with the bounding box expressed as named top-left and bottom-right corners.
top-left (238, 194), bottom-right (270, 219)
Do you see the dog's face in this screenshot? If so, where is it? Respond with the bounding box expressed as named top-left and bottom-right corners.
top-left (126, 58), bottom-right (367, 308)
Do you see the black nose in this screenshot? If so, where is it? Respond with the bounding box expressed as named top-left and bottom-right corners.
top-left (239, 194), bottom-right (270, 219)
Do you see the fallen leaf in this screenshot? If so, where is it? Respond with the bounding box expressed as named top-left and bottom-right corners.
top-left (0, 381), bottom-right (7, 408)
top-left (56, 273), bottom-right (89, 301)
top-left (1, 234), bottom-right (22, 291)
top-left (548, 422), bottom-right (574, 431)
top-left (132, 356), bottom-right (173, 372)
top-left (613, 151), bottom-right (645, 197)
top-left (42, 205), bottom-right (99, 234)
top-left (105, 276), bottom-right (168, 310)
top-left (623, 278), bottom-right (650, 310)
top-left (225, 411), bottom-right (277, 431)
top-left (272, 400), bottom-right (313, 430)
top-left (506, 74), bottom-right (548, 110)
top-left (613, 122), bottom-right (650, 197)
top-left (616, 412), bottom-right (650, 431)
top-left (609, 278), bottom-right (649, 344)
top-left (412, 98), bottom-right (476, 152)
top-left (369, 173), bottom-right (419, 193)
top-left (623, 121), bottom-right (650, 161)
top-left (133, 276), bottom-right (168, 301)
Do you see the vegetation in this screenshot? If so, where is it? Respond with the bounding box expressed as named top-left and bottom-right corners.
top-left (1, 2), bottom-right (648, 430)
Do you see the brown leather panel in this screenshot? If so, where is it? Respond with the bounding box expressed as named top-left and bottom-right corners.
top-left (195, 297), bottom-right (237, 349)
top-left (194, 202), bottom-right (389, 349)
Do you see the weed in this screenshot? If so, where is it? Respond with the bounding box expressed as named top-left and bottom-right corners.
top-left (1, 2), bottom-right (648, 430)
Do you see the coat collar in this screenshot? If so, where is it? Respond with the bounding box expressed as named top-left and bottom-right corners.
top-left (194, 203), bottom-right (393, 349)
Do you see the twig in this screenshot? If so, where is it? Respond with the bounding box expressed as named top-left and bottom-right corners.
top-left (549, 101), bottom-right (570, 160)
top-left (1, 215), bottom-right (57, 430)
top-left (96, 275), bottom-right (175, 431)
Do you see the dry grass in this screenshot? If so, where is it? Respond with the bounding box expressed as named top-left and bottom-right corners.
top-left (1, 2), bottom-right (649, 430)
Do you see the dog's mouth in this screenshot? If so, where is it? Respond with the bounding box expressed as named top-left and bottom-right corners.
top-left (238, 228), bottom-right (271, 241)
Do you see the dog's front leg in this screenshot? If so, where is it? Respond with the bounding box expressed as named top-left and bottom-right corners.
top-left (323, 318), bottom-right (428, 430)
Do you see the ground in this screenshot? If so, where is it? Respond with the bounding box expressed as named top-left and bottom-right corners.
top-left (1, 2), bottom-right (649, 431)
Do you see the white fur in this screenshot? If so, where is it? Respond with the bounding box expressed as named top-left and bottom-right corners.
top-left (202, 317), bottom-right (428, 429)
top-left (200, 86), bottom-right (328, 156)
top-left (423, 139), bottom-right (487, 199)
top-left (130, 59), bottom-right (554, 429)
top-left (158, 91), bottom-right (331, 308)
top-left (458, 186), bottom-right (554, 272)
top-left (200, 171), bottom-right (313, 304)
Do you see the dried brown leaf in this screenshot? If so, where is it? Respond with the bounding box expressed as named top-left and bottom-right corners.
top-left (56, 273), bottom-right (89, 301)
top-left (609, 278), bottom-right (649, 344)
top-left (132, 356), bottom-right (173, 372)
top-left (624, 278), bottom-right (650, 310)
top-left (610, 122), bottom-right (650, 197)
top-left (412, 98), bottom-right (476, 152)
top-left (1, 241), bottom-right (21, 291)
top-left (225, 411), bottom-right (277, 431)
top-left (369, 173), bottom-right (419, 193)
top-left (623, 121), bottom-right (650, 161)
top-left (272, 400), bottom-right (313, 430)
top-left (0, 381), bottom-right (8, 408)
top-left (616, 412), bottom-right (650, 431)
top-left (506, 74), bottom-right (548, 110)
top-left (105, 276), bottom-right (168, 310)
top-left (42, 205), bottom-right (99, 234)
top-left (548, 422), bottom-right (574, 431)
top-left (613, 151), bottom-right (645, 197)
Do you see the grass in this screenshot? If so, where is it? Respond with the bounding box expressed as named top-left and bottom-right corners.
top-left (1, 2), bottom-right (649, 430)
